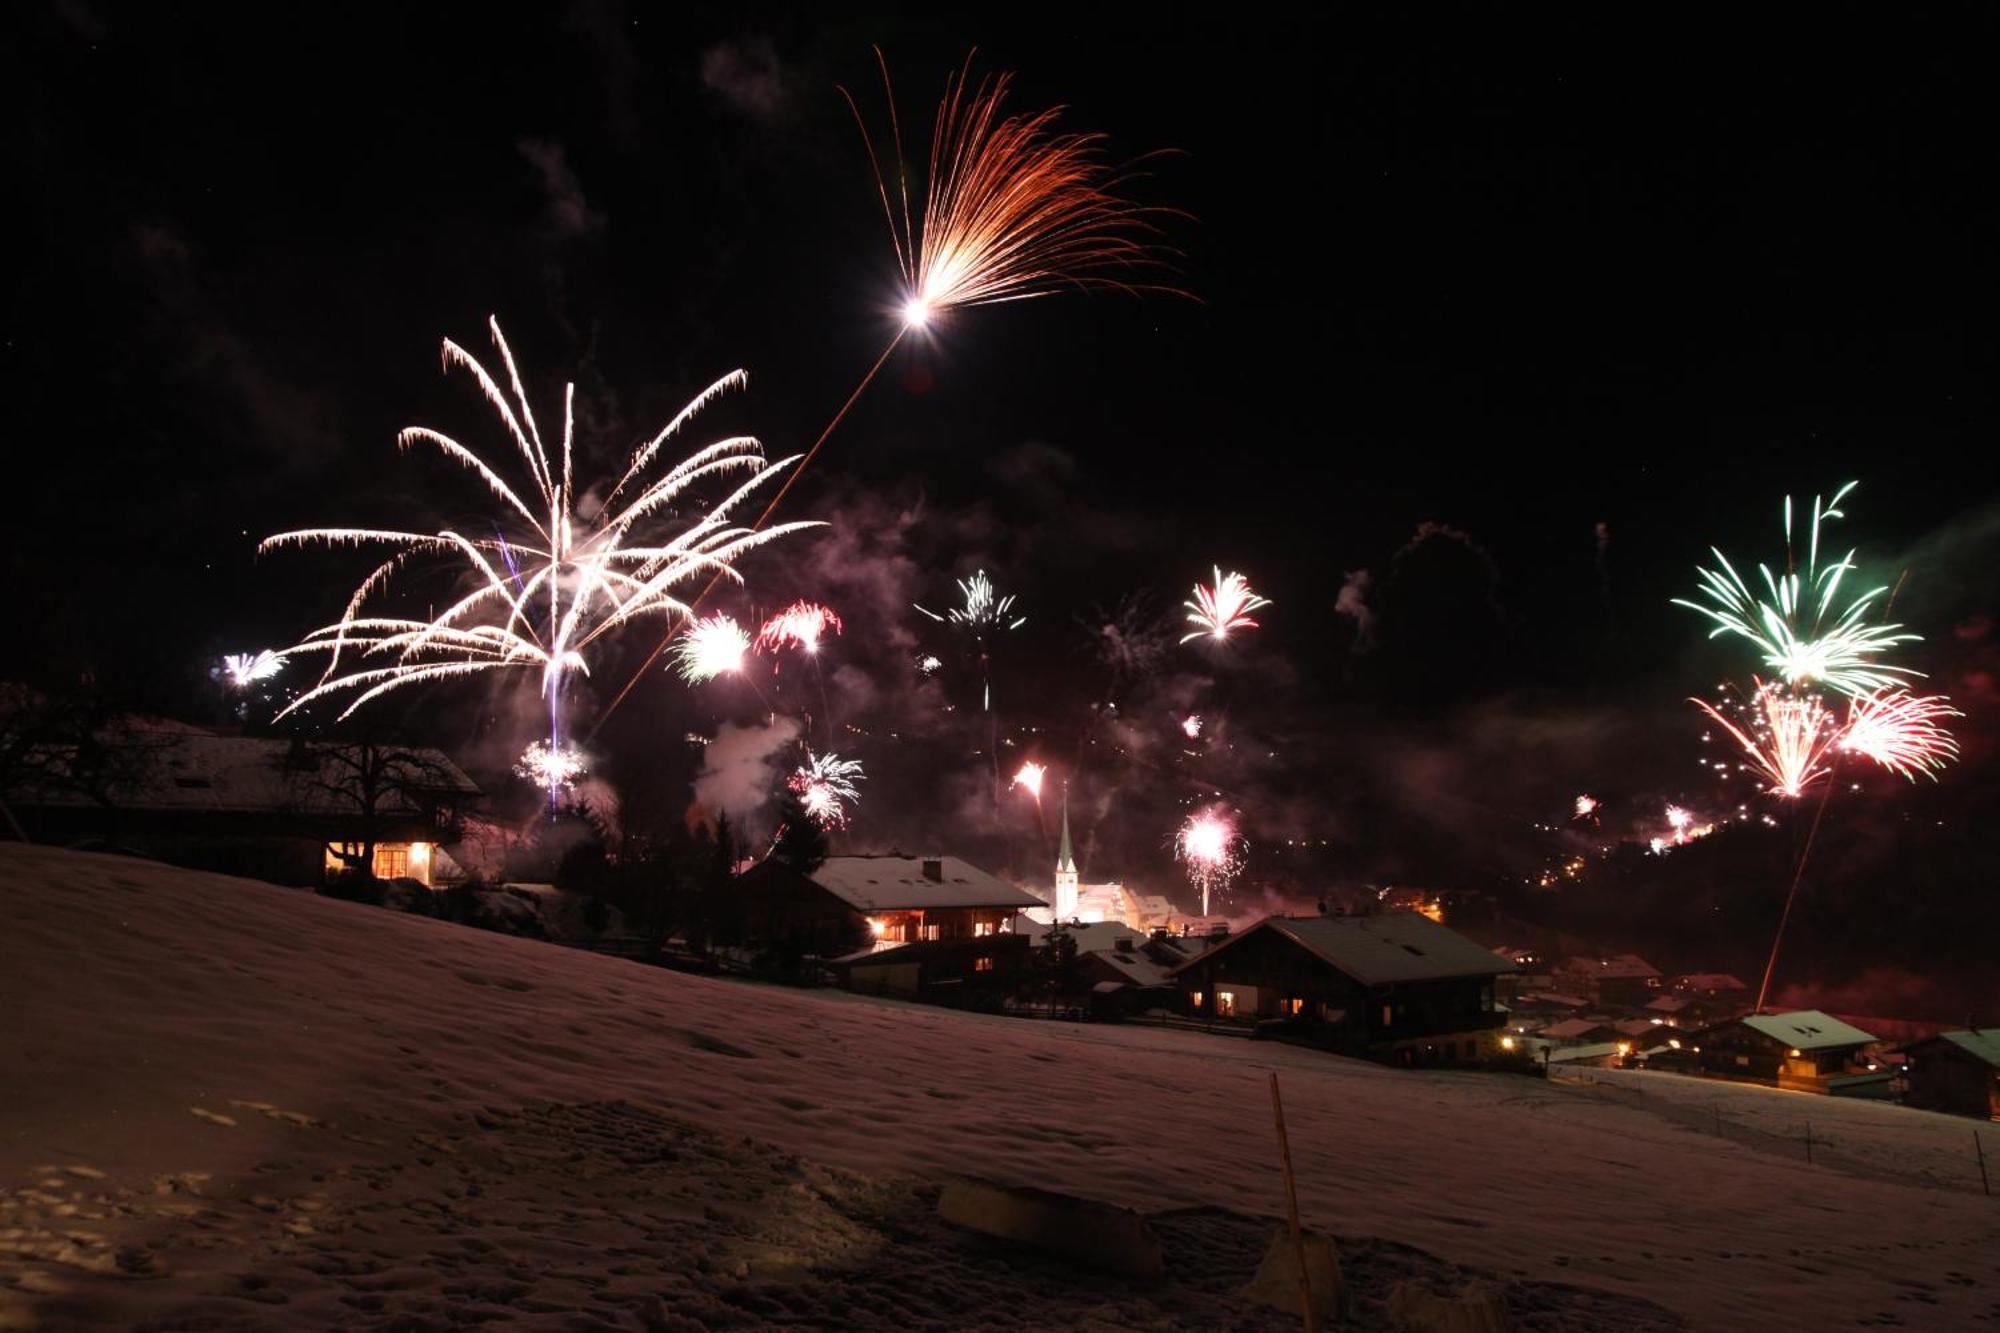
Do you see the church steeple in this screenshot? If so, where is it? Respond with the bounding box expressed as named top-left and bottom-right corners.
top-left (1053, 789), bottom-right (1079, 919)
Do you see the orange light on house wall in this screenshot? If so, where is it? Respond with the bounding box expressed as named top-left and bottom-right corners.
top-left (868, 917), bottom-right (888, 937)
top-left (408, 841), bottom-right (433, 886)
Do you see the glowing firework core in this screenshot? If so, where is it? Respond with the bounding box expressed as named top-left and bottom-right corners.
top-left (1012, 761), bottom-right (1047, 800)
top-left (672, 614), bottom-right (751, 683)
top-left (516, 741), bottom-right (586, 792)
top-left (221, 650), bottom-right (286, 689)
top-left (1181, 714), bottom-right (1204, 740)
top-left (1181, 568), bottom-right (1271, 644)
top-left (1175, 805), bottom-right (1243, 917)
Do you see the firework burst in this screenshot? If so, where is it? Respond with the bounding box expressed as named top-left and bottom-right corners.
top-left (1673, 482), bottom-right (1919, 698)
top-left (1175, 804), bottom-right (1243, 917)
top-left (1011, 760), bottom-right (1047, 800)
top-left (1693, 682), bottom-right (1837, 798)
top-left (790, 750), bottom-right (865, 828)
top-left (1839, 689), bottom-right (1961, 780)
top-left (671, 614), bottom-right (752, 683)
top-left (1180, 713), bottom-right (1204, 740)
top-left (756, 601), bottom-right (843, 656)
top-left (1572, 794), bottom-right (1599, 820)
top-left (844, 50), bottom-right (1181, 331)
top-left (1180, 568), bottom-right (1271, 644)
top-left (915, 569), bottom-right (1025, 633)
top-left (263, 319), bottom-right (816, 725)
top-left (515, 740), bottom-right (586, 792)
top-left (220, 650), bottom-right (286, 689)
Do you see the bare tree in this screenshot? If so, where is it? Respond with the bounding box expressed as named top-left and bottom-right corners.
top-left (279, 739), bottom-right (469, 883)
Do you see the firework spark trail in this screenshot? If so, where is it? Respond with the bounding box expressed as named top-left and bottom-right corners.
top-left (515, 740), bottom-right (586, 792)
top-left (1180, 568), bottom-right (1271, 644)
top-left (1673, 482), bottom-right (1920, 698)
top-left (1692, 682), bottom-right (1837, 798)
top-left (1572, 794), bottom-right (1598, 819)
top-left (847, 48), bottom-right (1183, 328)
top-left (1175, 805), bottom-right (1243, 918)
top-left (220, 650), bottom-right (286, 689)
top-left (917, 569), bottom-right (1026, 806)
top-left (790, 750), bottom-right (865, 829)
top-left (263, 319), bottom-right (816, 735)
top-left (1839, 689), bottom-right (1962, 780)
top-left (595, 55), bottom-right (1184, 733)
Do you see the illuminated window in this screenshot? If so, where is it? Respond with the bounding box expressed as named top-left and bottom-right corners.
top-left (1287, 998), bottom-right (1304, 1016)
top-left (1217, 991), bottom-right (1237, 1017)
top-left (1381, 1004), bottom-right (1394, 1027)
top-left (372, 845), bottom-right (409, 879)
top-left (974, 957), bottom-right (995, 973)
top-left (1191, 991), bottom-right (1205, 1009)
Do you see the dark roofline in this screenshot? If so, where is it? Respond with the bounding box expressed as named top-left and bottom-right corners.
top-left (1165, 912), bottom-right (1515, 985)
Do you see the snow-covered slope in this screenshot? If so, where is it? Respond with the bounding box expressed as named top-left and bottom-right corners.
top-left (1, 845), bottom-right (1993, 1329)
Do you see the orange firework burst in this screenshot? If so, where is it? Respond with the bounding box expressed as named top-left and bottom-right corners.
top-left (845, 50), bottom-right (1183, 328)
top-left (1692, 681), bottom-right (1837, 798)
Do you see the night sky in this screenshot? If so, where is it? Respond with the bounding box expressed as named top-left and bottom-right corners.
top-left (9, 5), bottom-right (2000, 1014)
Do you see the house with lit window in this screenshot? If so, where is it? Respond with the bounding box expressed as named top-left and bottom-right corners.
top-left (1687, 1010), bottom-right (1886, 1095)
top-left (1167, 911), bottom-right (1516, 1065)
top-left (5, 729), bottom-right (478, 888)
top-left (733, 854), bottom-right (1044, 1000)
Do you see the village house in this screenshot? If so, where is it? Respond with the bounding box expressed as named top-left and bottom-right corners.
top-left (1642, 992), bottom-right (1735, 1029)
top-left (1901, 1029), bottom-right (2000, 1121)
top-left (1559, 953), bottom-right (1663, 1007)
top-left (1167, 911), bottom-right (1515, 1065)
top-left (1686, 1010), bottom-right (1887, 1096)
top-left (5, 729), bottom-right (478, 888)
top-left (1538, 1017), bottom-right (1624, 1047)
top-left (1672, 973), bottom-right (1751, 1002)
top-left (732, 854), bottom-right (1044, 1000)
top-left (1015, 918), bottom-right (1198, 1016)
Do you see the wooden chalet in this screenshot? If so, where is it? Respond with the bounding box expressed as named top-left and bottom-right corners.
top-left (1168, 911), bottom-right (1516, 1065)
top-left (733, 854), bottom-right (1044, 999)
top-left (1902, 1029), bottom-right (2000, 1121)
top-left (1687, 1010), bottom-right (1886, 1095)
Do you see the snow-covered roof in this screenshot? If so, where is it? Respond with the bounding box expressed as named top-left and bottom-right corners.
top-left (1675, 973), bottom-right (1749, 992)
top-left (1171, 912), bottom-right (1516, 986)
top-left (1738, 1010), bottom-right (1879, 1051)
top-left (806, 856), bottom-right (1045, 912)
top-left (1547, 1042), bottom-right (1626, 1064)
top-left (1016, 918), bottom-right (1144, 952)
top-left (1566, 953), bottom-right (1661, 979)
top-left (1088, 949), bottom-right (1176, 989)
top-left (1911, 1029), bottom-right (2000, 1068)
top-left (12, 733), bottom-right (478, 815)
top-left (1542, 1018), bottom-right (1615, 1041)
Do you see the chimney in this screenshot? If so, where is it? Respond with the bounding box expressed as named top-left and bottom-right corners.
top-left (921, 858), bottom-right (943, 882)
top-left (1115, 936), bottom-right (1134, 953)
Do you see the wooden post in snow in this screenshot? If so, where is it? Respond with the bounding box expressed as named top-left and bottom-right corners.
top-left (1269, 1072), bottom-right (1317, 1333)
top-left (1977, 1130), bottom-right (1990, 1198)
